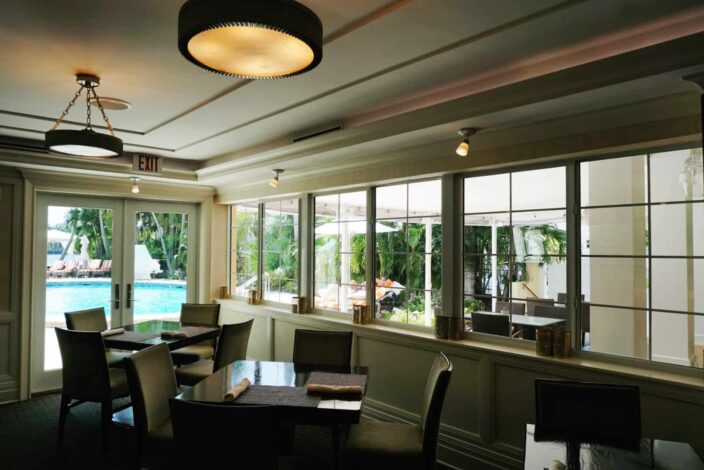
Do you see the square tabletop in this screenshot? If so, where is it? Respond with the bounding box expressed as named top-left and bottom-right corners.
top-left (470, 311), bottom-right (565, 328)
top-left (102, 320), bottom-right (220, 351)
top-left (524, 424), bottom-right (704, 469)
top-left (176, 360), bottom-right (369, 426)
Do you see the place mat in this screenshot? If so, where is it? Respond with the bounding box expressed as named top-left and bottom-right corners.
top-left (106, 331), bottom-right (160, 343)
top-left (306, 372), bottom-right (367, 388)
top-left (232, 385), bottom-right (321, 408)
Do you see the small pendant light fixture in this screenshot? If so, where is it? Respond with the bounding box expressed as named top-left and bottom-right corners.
top-left (269, 169), bottom-right (284, 188)
top-left (130, 176), bottom-right (141, 194)
top-left (178, 0), bottom-right (323, 79)
top-left (45, 74), bottom-right (123, 158)
top-left (456, 128), bottom-right (478, 157)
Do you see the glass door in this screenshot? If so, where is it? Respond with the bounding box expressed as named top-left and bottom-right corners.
top-left (122, 201), bottom-right (198, 325)
top-left (32, 195), bottom-right (123, 392)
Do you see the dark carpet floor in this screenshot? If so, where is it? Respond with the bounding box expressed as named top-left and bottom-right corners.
top-left (0, 393), bottom-right (336, 470)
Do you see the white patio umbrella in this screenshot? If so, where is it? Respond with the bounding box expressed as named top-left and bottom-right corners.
top-left (315, 221), bottom-right (397, 235)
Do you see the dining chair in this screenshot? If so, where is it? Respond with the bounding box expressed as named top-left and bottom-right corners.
top-left (525, 298), bottom-right (554, 317)
top-left (533, 305), bottom-right (567, 320)
top-left (65, 307), bottom-right (131, 368)
top-left (170, 303), bottom-right (221, 366)
top-left (55, 328), bottom-right (130, 455)
top-left (169, 400), bottom-right (276, 470)
top-left (471, 311), bottom-right (511, 337)
top-left (534, 379), bottom-right (641, 446)
top-left (293, 329), bottom-right (353, 368)
top-left (494, 300), bottom-right (526, 316)
top-left (580, 302), bottom-right (591, 346)
top-left (175, 319), bottom-right (253, 386)
top-left (343, 352), bottom-right (453, 470)
top-left (124, 342), bottom-right (178, 468)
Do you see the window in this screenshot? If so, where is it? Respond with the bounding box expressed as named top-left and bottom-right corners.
top-left (314, 191), bottom-right (367, 313)
top-left (230, 203), bottom-right (259, 298)
top-left (375, 180), bottom-right (442, 326)
top-left (262, 199), bottom-right (299, 303)
top-left (463, 167), bottom-right (567, 339)
top-left (580, 148), bottom-right (704, 368)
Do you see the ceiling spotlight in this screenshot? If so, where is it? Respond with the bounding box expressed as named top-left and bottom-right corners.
top-left (269, 169), bottom-right (284, 188)
top-left (45, 74), bottom-right (123, 158)
top-left (178, 0), bottom-right (323, 79)
top-left (130, 177), bottom-right (140, 194)
top-left (456, 128), bottom-right (478, 157)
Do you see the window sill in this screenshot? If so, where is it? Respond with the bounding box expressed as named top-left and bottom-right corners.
top-left (216, 299), bottom-right (704, 393)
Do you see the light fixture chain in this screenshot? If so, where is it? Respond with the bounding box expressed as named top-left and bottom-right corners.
top-left (50, 86), bottom-right (84, 131)
top-left (90, 88), bottom-right (116, 136)
top-left (86, 86), bottom-right (92, 130)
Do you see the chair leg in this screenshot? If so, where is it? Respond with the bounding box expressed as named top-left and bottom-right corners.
top-left (332, 424), bottom-right (341, 470)
top-left (57, 395), bottom-right (70, 450)
top-left (101, 400), bottom-right (112, 456)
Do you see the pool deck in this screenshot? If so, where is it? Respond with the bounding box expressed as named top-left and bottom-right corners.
top-left (46, 278), bottom-right (187, 285)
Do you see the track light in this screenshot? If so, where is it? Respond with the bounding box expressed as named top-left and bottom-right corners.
top-left (130, 176), bottom-right (140, 194)
top-left (456, 128), bottom-right (478, 157)
top-left (269, 169), bottom-right (284, 188)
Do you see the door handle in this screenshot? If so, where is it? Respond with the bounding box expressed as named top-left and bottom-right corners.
top-left (111, 283), bottom-right (120, 309)
top-left (126, 283), bottom-right (132, 309)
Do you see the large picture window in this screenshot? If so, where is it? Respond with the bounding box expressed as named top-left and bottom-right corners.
top-left (463, 167), bottom-right (567, 340)
top-left (262, 199), bottom-right (299, 303)
top-left (314, 191), bottom-right (367, 313)
top-left (375, 180), bottom-right (442, 326)
top-left (580, 148), bottom-right (704, 368)
top-left (230, 203), bottom-right (259, 298)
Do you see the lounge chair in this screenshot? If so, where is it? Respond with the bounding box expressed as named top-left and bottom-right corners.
top-left (77, 259), bottom-right (103, 278)
top-left (93, 260), bottom-right (112, 277)
top-left (46, 260), bottom-right (65, 277)
top-left (55, 260), bottom-right (79, 278)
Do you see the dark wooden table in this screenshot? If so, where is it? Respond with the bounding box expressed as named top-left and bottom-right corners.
top-left (176, 360), bottom-right (368, 426)
top-left (524, 424), bottom-right (704, 469)
top-left (103, 320), bottom-right (220, 351)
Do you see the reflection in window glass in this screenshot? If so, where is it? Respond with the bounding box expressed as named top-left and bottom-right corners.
top-left (230, 203), bottom-right (259, 297)
top-left (262, 199), bottom-right (299, 303)
top-left (314, 191), bottom-right (367, 313)
top-left (464, 167), bottom-right (567, 340)
top-left (375, 180), bottom-right (442, 326)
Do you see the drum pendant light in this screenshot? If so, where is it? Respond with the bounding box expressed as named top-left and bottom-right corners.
top-left (178, 0), bottom-right (323, 79)
top-left (45, 74), bottom-right (123, 158)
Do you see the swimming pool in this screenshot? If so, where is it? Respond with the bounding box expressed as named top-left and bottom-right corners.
top-left (45, 280), bottom-right (186, 322)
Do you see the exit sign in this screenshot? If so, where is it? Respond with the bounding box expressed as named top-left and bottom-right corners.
top-left (132, 154), bottom-right (162, 175)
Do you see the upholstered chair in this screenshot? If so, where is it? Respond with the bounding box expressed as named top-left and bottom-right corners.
top-left (175, 319), bottom-right (253, 386)
top-left (170, 303), bottom-right (221, 366)
top-left (292, 329), bottom-right (353, 368)
top-left (124, 343), bottom-right (178, 468)
top-left (169, 400), bottom-right (276, 470)
top-left (55, 328), bottom-right (130, 455)
top-left (343, 352), bottom-right (453, 470)
top-left (64, 307), bottom-right (131, 367)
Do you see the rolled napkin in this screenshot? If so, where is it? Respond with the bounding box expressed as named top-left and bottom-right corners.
top-left (161, 330), bottom-right (188, 339)
top-left (223, 378), bottom-right (251, 401)
top-left (306, 384), bottom-right (364, 395)
top-left (100, 328), bottom-right (125, 337)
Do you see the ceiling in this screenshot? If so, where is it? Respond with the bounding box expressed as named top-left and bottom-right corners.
top-left (0, 0), bottom-right (703, 177)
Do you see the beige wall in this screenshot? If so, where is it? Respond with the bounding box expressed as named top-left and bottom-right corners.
top-left (219, 301), bottom-right (704, 470)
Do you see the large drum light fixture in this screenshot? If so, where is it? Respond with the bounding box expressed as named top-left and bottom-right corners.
top-left (178, 0), bottom-right (323, 79)
top-left (45, 74), bottom-right (123, 158)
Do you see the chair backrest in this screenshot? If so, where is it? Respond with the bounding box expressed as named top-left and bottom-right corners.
top-left (213, 319), bottom-right (254, 371)
top-left (526, 298), bottom-right (554, 316)
top-left (169, 400), bottom-right (276, 470)
top-left (534, 379), bottom-right (641, 445)
top-left (180, 303), bottom-right (220, 326)
top-left (495, 301), bottom-right (525, 316)
top-left (65, 307), bottom-right (108, 331)
top-left (580, 302), bottom-right (590, 332)
top-left (556, 292), bottom-right (585, 304)
top-left (88, 259), bottom-right (102, 269)
top-left (55, 328), bottom-right (111, 401)
top-left (125, 343), bottom-right (179, 442)
top-left (533, 305), bottom-right (566, 320)
top-left (419, 352), bottom-right (453, 467)
top-left (293, 329), bottom-right (353, 368)
top-left (471, 312), bottom-right (510, 336)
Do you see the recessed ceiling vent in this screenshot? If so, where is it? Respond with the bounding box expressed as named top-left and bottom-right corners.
top-left (292, 123), bottom-right (343, 143)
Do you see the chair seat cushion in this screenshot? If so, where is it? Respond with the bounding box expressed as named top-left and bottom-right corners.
top-left (174, 359), bottom-right (214, 386)
top-left (345, 420), bottom-right (424, 468)
top-left (170, 344), bottom-right (215, 365)
top-left (108, 368), bottom-right (129, 398)
top-left (106, 350), bottom-right (131, 368)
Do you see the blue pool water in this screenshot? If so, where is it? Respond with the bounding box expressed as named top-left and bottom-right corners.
top-left (46, 281), bottom-right (186, 321)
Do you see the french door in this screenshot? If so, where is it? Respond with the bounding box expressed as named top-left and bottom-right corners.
top-left (31, 194), bottom-right (198, 393)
